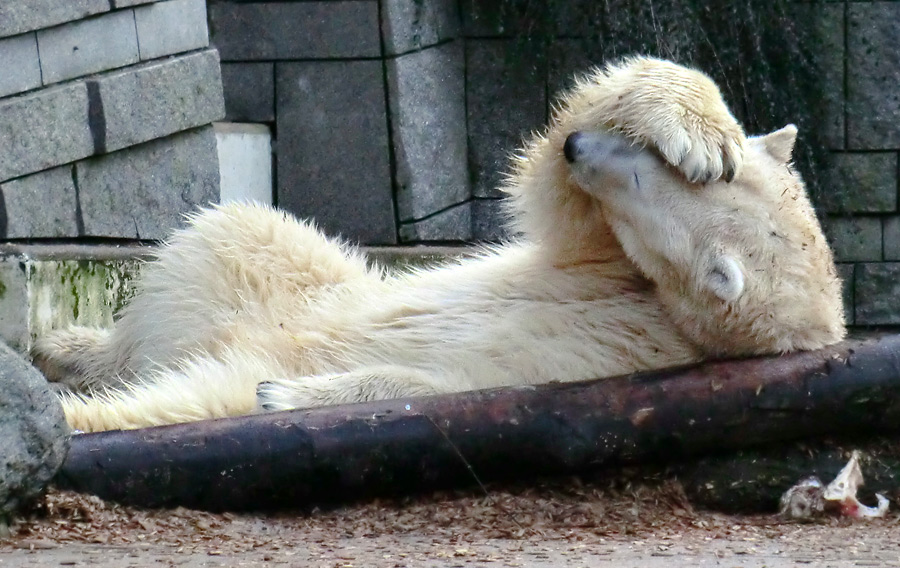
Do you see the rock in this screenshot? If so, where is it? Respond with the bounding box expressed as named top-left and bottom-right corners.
top-left (0, 340), bottom-right (68, 517)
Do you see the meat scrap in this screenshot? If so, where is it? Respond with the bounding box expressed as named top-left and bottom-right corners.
top-left (779, 451), bottom-right (889, 520)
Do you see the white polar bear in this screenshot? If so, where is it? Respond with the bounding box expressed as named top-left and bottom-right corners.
top-left (33, 57), bottom-right (845, 432)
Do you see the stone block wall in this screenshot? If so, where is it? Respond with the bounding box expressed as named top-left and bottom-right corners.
top-left (211, 0), bottom-right (468, 244)
top-left (799, 3), bottom-right (900, 328)
top-left (0, 0), bottom-right (225, 240)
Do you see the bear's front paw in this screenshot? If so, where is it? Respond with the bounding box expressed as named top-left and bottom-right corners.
top-left (654, 120), bottom-right (745, 184)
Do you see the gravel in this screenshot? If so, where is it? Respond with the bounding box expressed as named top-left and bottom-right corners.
top-left (4, 474), bottom-right (900, 567)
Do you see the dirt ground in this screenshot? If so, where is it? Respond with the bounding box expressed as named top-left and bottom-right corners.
top-left (3, 475), bottom-right (900, 568)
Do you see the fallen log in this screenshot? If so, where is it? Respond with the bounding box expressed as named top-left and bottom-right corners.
top-left (55, 334), bottom-right (900, 512)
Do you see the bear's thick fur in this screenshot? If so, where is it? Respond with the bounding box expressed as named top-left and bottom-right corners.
top-left (34, 57), bottom-right (845, 432)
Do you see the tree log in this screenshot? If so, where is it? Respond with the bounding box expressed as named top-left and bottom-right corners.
top-left (55, 334), bottom-right (900, 511)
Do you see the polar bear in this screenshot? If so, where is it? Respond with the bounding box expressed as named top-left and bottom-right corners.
top-left (33, 57), bottom-right (845, 432)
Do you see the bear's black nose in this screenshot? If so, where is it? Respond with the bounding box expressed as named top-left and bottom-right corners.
top-left (563, 132), bottom-right (582, 163)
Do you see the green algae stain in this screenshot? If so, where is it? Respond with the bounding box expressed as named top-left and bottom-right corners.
top-left (29, 258), bottom-right (142, 344)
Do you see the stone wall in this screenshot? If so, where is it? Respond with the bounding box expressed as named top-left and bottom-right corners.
top-left (212, 0), bottom-right (900, 326)
top-left (0, 0), bottom-right (225, 240)
top-left (211, 0), bottom-right (468, 244)
top-left (811, 3), bottom-right (900, 327)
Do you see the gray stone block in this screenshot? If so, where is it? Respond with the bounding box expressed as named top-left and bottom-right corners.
top-left (209, 2), bottom-right (380, 60)
top-left (885, 217), bottom-right (900, 262)
top-left (548, 38), bottom-right (605, 98)
top-left (381, 0), bottom-right (459, 55)
top-left (0, 82), bottom-right (94, 183)
top-left (77, 127), bottom-right (219, 239)
top-left (836, 263), bottom-right (855, 325)
top-left (550, 0), bottom-right (603, 38)
top-left (399, 202), bottom-right (472, 243)
top-left (467, 40), bottom-right (547, 198)
top-left (592, 1), bottom-right (697, 64)
top-left (472, 199), bottom-right (513, 242)
top-left (848, 3), bottom-right (900, 149)
top-left (214, 122), bottom-right (273, 205)
top-left (789, 3), bottom-right (844, 149)
top-left (97, 49), bottom-right (225, 153)
top-left (276, 61), bottom-right (395, 245)
top-left (816, 152), bottom-right (897, 214)
top-left (822, 217), bottom-right (882, 263)
top-left (0, 166), bottom-right (79, 238)
top-left (0, 339), bottom-right (69, 517)
top-left (221, 63), bottom-right (274, 122)
top-left (855, 263), bottom-right (900, 325)
top-left (0, 33), bottom-right (41, 98)
top-left (0, 0), bottom-right (108, 38)
top-left (0, 260), bottom-right (29, 352)
top-left (114, 0), bottom-right (160, 8)
top-left (460, 0), bottom-right (547, 37)
top-left (135, 0), bottom-right (209, 61)
top-left (388, 43), bottom-right (469, 222)
top-left (37, 10), bottom-right (140, 85)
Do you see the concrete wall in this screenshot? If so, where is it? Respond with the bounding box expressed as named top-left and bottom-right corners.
top-left (0, 0), bottom-right (225, 240)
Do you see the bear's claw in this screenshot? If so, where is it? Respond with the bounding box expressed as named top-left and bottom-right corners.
top-left (669, 129), bottom-right (744, 185)
top-left (256, 381), bottom-right (296, 412)
top-left (648, 124), bottom-right (744, 185)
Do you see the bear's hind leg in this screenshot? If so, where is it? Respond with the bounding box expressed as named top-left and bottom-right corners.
top-left (32, 326), bottom-right (128, 394)
top-left (110, 203), bottom-right (378, 364)
top-left (176, 203), bottom-right (378, 306)
top-left (60, 347), bottom-right (288, 432)
top-left (39, 203), bottom-right (378, 390)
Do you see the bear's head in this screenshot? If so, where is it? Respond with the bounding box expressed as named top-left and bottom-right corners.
top-left (563, 125), bottom-right (845, 356)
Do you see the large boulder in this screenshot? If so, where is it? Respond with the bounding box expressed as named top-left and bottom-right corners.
top-left (0, 340), bottom-right (68, 519)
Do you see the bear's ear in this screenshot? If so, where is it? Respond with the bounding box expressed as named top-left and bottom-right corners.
top-left (705, 254), bottom-right (745, 302)
top-left (761, 124), bottom-right (798, 164)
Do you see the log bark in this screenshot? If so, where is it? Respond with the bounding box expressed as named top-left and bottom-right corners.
top-left (55, 334), bottom-right (900, 511)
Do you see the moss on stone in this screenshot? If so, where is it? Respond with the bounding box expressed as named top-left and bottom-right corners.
top-left (28, 259), bottom-right (141, 343)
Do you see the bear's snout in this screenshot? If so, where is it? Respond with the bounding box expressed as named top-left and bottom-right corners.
top-left (564, 132), bottom-right (583, 163)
